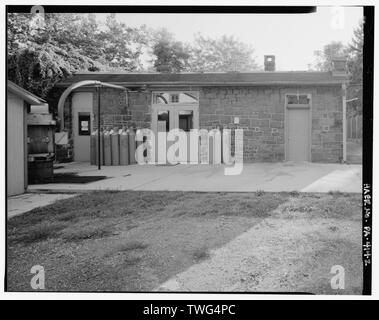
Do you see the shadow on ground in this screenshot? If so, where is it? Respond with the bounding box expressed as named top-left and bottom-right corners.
top-left (7, 191), bottom-right (362, 294)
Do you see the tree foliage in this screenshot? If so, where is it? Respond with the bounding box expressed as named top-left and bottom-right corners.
top-left (313, 21), bottom-right (364, 114)
top-left (314, 41), bottom-right (349, 71)
top-left (97, 14), bottom-right (150, 70)
top-left (346, 21), bottom-right (364, 114)
top-left (7, 13), bottom-right (148, 98)
top-left (347, 20), bottom-right (363, 84)
top-left (189, 33), bottom-right (259, 72)
top-left (151, 28), bottom-right (191, 73)
top-left (8, 13), bottom-right (260, 97)
top-left (150, 30), bottom-right (259, 73)
top-left (313, 21), bottom-right (363, 81)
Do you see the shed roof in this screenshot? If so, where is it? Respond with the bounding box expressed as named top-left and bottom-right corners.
top-left (57, 71), bottom-right (348, 88)
top-left (7, 81), bottom-right (46, 105)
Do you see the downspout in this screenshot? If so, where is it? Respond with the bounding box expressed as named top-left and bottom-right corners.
top-left (342, 82), bottom-right (347, 163)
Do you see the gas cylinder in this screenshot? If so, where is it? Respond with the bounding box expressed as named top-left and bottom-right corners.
top-left (128, 128), bottom-right (136, 164)
top-left (119, 128), bottom-right (129, 165)
top-left (94, 130), bottom-right (104, 165)
top-left (103, 129), bottom-right (112, 166)
top-left (209, 134), bottom-right (214, 164)
top-left (90, 130), bottom-right (97, 165)
top-left (111, 128), bottom-right (120, 166)
top-left (135, 129), bottom-right (144, 164)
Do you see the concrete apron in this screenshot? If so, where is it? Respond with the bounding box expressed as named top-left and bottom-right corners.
top-left (7, 193), bottom-right (77, 219)
top-left (27, 162), bottom-right (362, 193)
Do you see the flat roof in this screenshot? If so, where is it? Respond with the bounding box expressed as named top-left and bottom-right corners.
top-left (57, 71), bottom-right (349, 88)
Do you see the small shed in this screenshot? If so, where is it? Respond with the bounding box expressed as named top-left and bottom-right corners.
top-left (7, 81), bottom-right (46, 196)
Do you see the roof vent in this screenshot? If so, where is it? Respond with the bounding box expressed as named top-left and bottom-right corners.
top-left (264, 55), bottom-right (276, 71)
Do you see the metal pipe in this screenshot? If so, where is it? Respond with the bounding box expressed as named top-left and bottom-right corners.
top-left (97, 86), bottom-right (101, 170)
top-left (342, 83), bottom-right (347, 163)
top-left (57, 80), bottom-right (127, 131)
top-left (56, 80), bottom-right (128, 169)
top-left (101, 82), bottom-right (128, 91)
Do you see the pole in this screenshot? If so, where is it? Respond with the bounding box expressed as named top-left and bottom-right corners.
top-left (97, 86), bottom-right (101, 170)
top-left (342, 83), bottom-right (347, 163)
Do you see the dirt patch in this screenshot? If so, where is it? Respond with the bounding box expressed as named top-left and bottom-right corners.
top-left (157, 194), bottom-right (362, 294)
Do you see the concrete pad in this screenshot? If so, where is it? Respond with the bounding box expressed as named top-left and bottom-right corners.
top-left (347, 141), bottom-right (362, 164)
top-left (301, 167), bottom-right (362, 193)
top-left (28, 162), bottom-right (362, 193)
top-left (7, 193), bottom-right (77, 219)
top-left (29, 163), bottom-right (190, 192)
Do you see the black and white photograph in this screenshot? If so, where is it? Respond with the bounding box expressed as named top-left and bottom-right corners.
top-left (2, 1), bottom-right (375, 301)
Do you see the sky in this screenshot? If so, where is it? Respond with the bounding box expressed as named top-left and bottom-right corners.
top-left (96, 6), bottom-right (363, 71)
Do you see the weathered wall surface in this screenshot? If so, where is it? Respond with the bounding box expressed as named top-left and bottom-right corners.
top-left (311, 86), bottom-right (343, 162)
top-left (92, 88), bottom-right (151, 130)
top-left (199, 85), bottom-right (342, 163)
top-left (199, 87), bottom-right (285, 162)
top-left (7, 92), bottom-right (26, 195)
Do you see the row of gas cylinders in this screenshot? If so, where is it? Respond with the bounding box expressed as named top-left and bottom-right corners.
top-left (90, 128), bottom-right (229, 166)
top-left (90, 128), bottom-right (140, 166)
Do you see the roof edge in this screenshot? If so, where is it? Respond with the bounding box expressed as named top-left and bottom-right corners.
top-left (7, 81), bottom-right (46, 105)
top-left (56, 80), bottom-right (348, 88)
top-left (70, 71), bottom-right (335, 76)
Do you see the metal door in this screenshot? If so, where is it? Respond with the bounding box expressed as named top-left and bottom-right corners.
top-left (72, 92), bottom-right (93, 161)
top-left (286, 107), bottom-right (310, 161)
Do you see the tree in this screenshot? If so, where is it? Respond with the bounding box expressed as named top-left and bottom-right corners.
top-left (348, 20), bottom-right (363, 84)
top-left (7, 13), bottom-right (31, 56)
top-left (189, 33), bottom-right (259, 72)
top-left (313, 41), bottom-right (349, 71)
top-left (7, 13), bottom-right (104, 98)
top-left (312, 21), bottom-right (363, 115)
top-left (97, 14), bottom-right (149, 71)
top-left (347, 20), bottom-right (364, 115)
top-left (7, 13), bottom-right (149, 97)
top-left (8, 43), bottom-right (104, 98)
top-left (151, 28), bottom-right (190, 73)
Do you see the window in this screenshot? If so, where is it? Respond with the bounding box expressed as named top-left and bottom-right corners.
top-left (299, 95), bottom-right (310, 104)
top-left (78, 112), bottom-right (91, 135)
top-left (178, 111), bottom-right (193, 132)
top-left (157, 111), bottom-right (170, 132)
top-left (152, 91), bottom-right (199, 105)
top-left (287, 94), bottom-right (310, 105)
top-left (170, 94), bottom-right (179, 103)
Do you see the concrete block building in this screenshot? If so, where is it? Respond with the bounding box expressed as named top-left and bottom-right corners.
top-left (52, 56), bottom-right (349, 163)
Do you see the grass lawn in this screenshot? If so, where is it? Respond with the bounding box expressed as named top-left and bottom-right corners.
top-left (7, 191), bottom-right (362, 293)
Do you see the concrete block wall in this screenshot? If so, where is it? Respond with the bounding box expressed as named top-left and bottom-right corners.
top-left (311, 86), bottom-right (343, 162)
top-left (199, 87), bottom-right (285, 162)
top-left (199, 85), bottom-right (342, 163)
top-left (92, 88), bottom-right (151, 130)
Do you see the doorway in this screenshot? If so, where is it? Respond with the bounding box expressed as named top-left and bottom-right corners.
top-left (72, 92), bottom-right (93, 161)
top-left (152, 91), bottom-right (199, 164)
top-left (285, 94), bottom-right (311, 161)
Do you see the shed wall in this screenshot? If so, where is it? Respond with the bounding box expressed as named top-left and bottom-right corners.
top-left (7, 92), bottom-right (26, 196)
